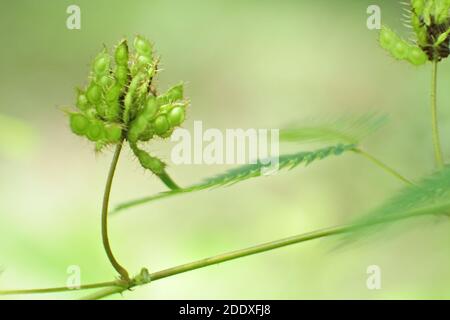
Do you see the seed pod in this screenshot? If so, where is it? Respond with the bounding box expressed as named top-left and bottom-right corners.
top-left (105, 83), bottom-right (122, 102)
top-left (127, 114), bottom-right (148, 142)
top-left (168, 106), bottom-right (185, 127)
top-left (95, 103), bottom-right (109, 119)
top-left (106, 101), bottom-right (121, 121)
top-left (93, 51), bottom-right (111, 77)
top-left (105, 124), bottom-right (122, 143)
top-left (137, 55), bottom-right (152, 68)
top-left (142, 96), bottom-right (159, 121)
top-left (127, 127), bottom-right (140, 143)
top-left (379, 26), bottom-right (397, 50)
top-left (411, 0), bottom-right (425, 16)
top-left (153, 115), bottom-right (169, 135)
top-left (86, 120), bottom-right (105, 142)
top-left (134, 148), bottom-right (165, 175)
top-left (392, 41), bottom-right (408, 60)
top-left (70, 113), bottom-right (90, 136)
top-left (115, 40), bottom-right (129, 66)
top-left (139, 127), bottom-right (154, 141)
top-left (134, 35), bottom-right (152, 58)
top-left (123, 72), bottom-right (146, 123)
top-left (407, 47), bottom-right (428, 66)
top-left (98, 75), bottom-right (114, 88)
top-left (166, 84), bottom-right (183, 102)
top-left (76, 89), bottom-right (89, 111)
top-left (86, 83), bottom-right (102, 104)
top-left (380, 26), bottom-right (427, 65)
top-left (159, 128), bottom-right (174, 138)
top-left (115, 65), bottom-right (129, 86)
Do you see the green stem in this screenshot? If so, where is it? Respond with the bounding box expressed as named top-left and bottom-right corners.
top-left (102, 140), bottom-right (130, 281)
top-left (157, 170), bottom-right (180, 190)
top-left (430, 61), bottom-right (444, 168)
top-left (353, 148), bottom-right (413, 185)
top-left (0, 281), bottom-right (121, 295)
top-left (80, 286), bottom-right (126, 300)
top-left (83, 201), bottom-right (442, 299)
top-left (3, 200), bottom-right (444, 299)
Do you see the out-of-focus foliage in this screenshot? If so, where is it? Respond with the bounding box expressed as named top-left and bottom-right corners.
top-left (114, 144), bottom-right (355, 213)
top-left (0, 113), bottom-right (38, 159)
top-left (280, 113), bottom-right (387, 145)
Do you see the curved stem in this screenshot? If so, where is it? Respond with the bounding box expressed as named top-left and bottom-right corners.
top-left (0, 281), bottom-right (121, 295)
top-left (102, 139), bottom-right (130, 281)
top-left (352, 148), bottom-right (413, 185)
top-left (4, 200), bottom-right (443, 299)
top-left (430, 61), bottom-right (444, 168)
top-left (84, 200), bottom-right (442, 299)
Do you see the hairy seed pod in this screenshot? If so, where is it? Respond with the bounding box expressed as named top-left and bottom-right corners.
top-left (153, 115), bottom-right (169, 135)
top-left (86, 120), bottom-right (104, 142)
top-left (115, 65), bottom-right (129, 86)
top-left (159, 128), bottom-right (174, 138)
top-left (105, 83), bottom-right (122, 102)
top-left (168, 106), bottom-right (185, 127)
top-left (86, 83), bottom-right (102, 104)
top-left (105, 124), bottom-right (122, 143)
top-left (392, 41), bottom-right (409, 59)
top-left (70, 113), bottom-right (90, 136)
top-left (139, 127), bottom-right (154, 141)
top-left (95, 103), bottom-right (109, 119)
top-left (142, 97), bottom-right (159, 121)
top-left (76, 90), bottom-right (89, 111)
top-left (134, 35), bottom-right (152, 58)
top-left (407, 47), bottom-right (428, 65)
top-left (166, 84), bottom-right (184, 102)
top-left (380, 27), bottom-right (397, 50)
top-left (137, 55), bottom-right (152, 68)
top-left (134, 148), bottom-right (165, 174)
top-left (93, 51), bottom-right (111, 76)
top-left (98, 75), bottom-right (114, 88)
top-left (127, 127), bottom-right (140, 143)
top-left (106, 101), bottom-right (121, 121)
top-left (115, 40), bottom-right (129, 66)
top-left (411, 0), bottom-right (425, 16)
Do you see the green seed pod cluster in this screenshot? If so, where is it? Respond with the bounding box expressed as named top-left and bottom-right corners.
top-left (380, 27), bottom-right (428, 65)
top-left (68, 36), bottom-right (189, 175)
top-left (379, 0), bottom-right (450, 64)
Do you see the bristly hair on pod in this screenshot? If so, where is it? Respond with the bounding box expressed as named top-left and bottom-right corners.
top-left (379, 0), bottom-right (450, 65)
top-left (67, 35), bottom-right (189, 177)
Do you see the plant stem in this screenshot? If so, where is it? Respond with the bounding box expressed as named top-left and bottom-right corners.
top-left (83, 200), bottom-right (442, 299)
top-left (430, 61), bottom-right (444, 168)
top-left (0, 281), bottom-right (121, 295)
top-left (102, 139), bottom-right (130, 281)
top-left (80, 286), bottom-right (126, 300)
top-left (4, 201), bottom-right (443, 299)
top-left (157, 170), bottom-right (180, 190)
top-left (352, 148), bottom-right (413, 185)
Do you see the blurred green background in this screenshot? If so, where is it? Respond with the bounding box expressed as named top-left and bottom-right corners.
top-left (0, 0), bottom-right (449, 299)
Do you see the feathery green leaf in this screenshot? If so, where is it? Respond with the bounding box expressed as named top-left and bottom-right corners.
top-left (347, 166), bottom-right (450, 238)
top-left (280, 113), bottom-right (387, 145)
top-left (113, 144), bottom-right (356, 214)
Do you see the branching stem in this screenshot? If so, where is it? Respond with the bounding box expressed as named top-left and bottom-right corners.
top-left (352, 148), bottom-right (413, 185)
top-left (1, 200), bottom-right (443, 299)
